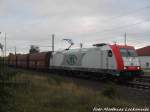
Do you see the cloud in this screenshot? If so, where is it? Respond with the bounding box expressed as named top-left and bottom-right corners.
top-left (0, 0), bottom-right (150, 54)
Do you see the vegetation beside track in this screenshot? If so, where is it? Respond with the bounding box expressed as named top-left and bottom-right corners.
top-left (2, 68), bottom-right (147, 112)
top-left (0, 58), bottom-right (18, 112)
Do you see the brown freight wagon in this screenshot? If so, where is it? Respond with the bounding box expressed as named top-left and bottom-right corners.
top-left (17, 54), bottom-right (29, 68)
top-left (29, 52), bottom-right (51, 70)
top-left (9, 53), bottom-right (17, 66)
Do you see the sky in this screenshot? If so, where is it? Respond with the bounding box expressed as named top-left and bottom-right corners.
top-left (0, 0), bottom-right (150, 54)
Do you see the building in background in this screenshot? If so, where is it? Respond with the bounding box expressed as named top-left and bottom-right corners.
top-left (136, 46), bottom-right (150, 69)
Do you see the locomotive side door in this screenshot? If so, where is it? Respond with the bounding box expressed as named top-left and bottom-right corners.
top-left (107, 50), bottom-right (115, 69)
top-left (101, 49), bottom-right (115, 69)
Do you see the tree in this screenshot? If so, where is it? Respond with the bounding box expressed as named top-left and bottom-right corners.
top-left (0, 43), bottom-right (3, 51)
top-left (29, 45), bottom-right (40, 54)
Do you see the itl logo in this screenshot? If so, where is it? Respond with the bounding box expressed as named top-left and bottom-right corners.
top-left (67, 55), bottom-right (77, 65)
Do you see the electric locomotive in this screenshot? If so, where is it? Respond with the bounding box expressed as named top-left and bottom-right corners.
top-left (50, 43), bottom-right (143, 79)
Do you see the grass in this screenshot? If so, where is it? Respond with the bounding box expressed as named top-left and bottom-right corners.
top-left (7, 69), bottom-right (143, 112)
top-left (0, 60), bottom-right (18, 112)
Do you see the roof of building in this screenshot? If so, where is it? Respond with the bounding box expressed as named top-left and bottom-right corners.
top-left (136, 46), bottom-right (150, 56)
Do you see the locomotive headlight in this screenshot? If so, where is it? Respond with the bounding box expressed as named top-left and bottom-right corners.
top-left (124, 66), bottom-right (127, 70)
top-left (137, 66), bottom-right (140, 69)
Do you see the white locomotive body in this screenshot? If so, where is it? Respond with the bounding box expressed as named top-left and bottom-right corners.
top-left (50, 43), bottom-right (143, 79)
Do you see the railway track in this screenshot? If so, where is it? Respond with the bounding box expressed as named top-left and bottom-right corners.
top-left (134, 77), bottom-right (150, 84)
top-left (125, 82), bottom-right (150, 91)
top-left (61, 71), bottom-right (150, 91)
top-left (9, 67), bottom-right (150, 91)
top-left (140, 75), bottom-right (150, 79)
top-left (124, 75), bottom-right (150, 91)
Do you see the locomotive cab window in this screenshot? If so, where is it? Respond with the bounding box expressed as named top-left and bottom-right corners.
top-left (128, 49), bottom-right (137, 57)
top-left (120, 48), bottom-right (137, 57)
top-left (108, 50), bottom-right (112, 57)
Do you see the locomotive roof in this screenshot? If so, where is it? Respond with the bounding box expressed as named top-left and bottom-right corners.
top-left (56, 45), bottom-right (110, 54)
top-left (55, 44), bottom-right (135, 54)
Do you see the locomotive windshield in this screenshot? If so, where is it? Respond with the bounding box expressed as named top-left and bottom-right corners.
top-left (120, 48), bottom-right (137, 57)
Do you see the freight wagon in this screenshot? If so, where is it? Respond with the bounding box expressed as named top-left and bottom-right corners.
top-left (17, 54), bottom-right (29, 68)
top-left (9, 53), bottom-right (17, 67)
top-left (29, 52), bottom-right (51, 70)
